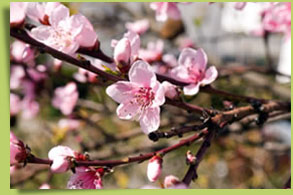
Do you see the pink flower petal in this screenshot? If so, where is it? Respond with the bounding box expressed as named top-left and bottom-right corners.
top-left (114, 38), bottom-right (131, 65)
top-left (106, 81), bottom-right (137, 103)
top-left (183, 83), bottom-right (200, 96)
top-left (139, 107), bottom-right (160, 134)
top-left (179, 48), bottom-right (207, 71)
top-left (200, 66), bottom-right (218, 86)
top-left (129, 60), bottom-right (156, 88)
top-left (116, 102), bottom-right (139, 120)
top-left (49, 4), bottom-right (70, 28)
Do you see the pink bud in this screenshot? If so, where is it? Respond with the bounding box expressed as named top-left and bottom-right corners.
top-left (162, 81), bottom-right (179, 99)
top-left (186, 150), bottom-right (196, 165)
top-left (10, 40), bottom-right (35, 65)
top-left (48, 146), bottom-right (76, 173)
top-left (10, 132), bottom-right (27, 165)
top-left (147, 155), bottom-right (163, 182)
top-left (10, 2), bottom-right (27, 28)
top-left (163, 175), bottom-right (180, 188)
top-left (114, 38), bottom-right (131, 66)
top-left (39, 183), bottom-right (51, 189)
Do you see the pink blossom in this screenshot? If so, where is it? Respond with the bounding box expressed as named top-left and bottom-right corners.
top-left (10, 66), bottom-right (25, 89)
top-left (10, 40), bottom-right (35, 66)
top-left (147, 155), bottom-right (163, 182)
top-left (125, 19), bottom-right (150, 35)
top-left (234, 2), bottom-right (247, 10)
top-left (162, 54), bottom-right (178, 68)
top-left (52, 82), bottom-right (79, 115)
top-left (10, 132), bottom-right (27, 165)
top-left (150, 2), bottom-right (181, 22)
top-left (30, 4), bottom-right (97, 55)
top-left (67, 167), bottom-right (104, 189)
top-left (162, 81), bottom-right (179, 99)
top-left (112, 31), bottom-right (141, 71)
top-left (10, 93), bottom-right (21, 116)
top-left (58, 118), bottom-right (81, 131)
top-left (10, 2), bottom-right (27, 27)
top-left (139, 40), bottom-right (164, 63)
top-left (262, 2), bottom-right (291, 38)
top-left (106, 61), bottom-right (165, 133)
top-left (178, 37), bottom-right (195, 51)
top-left (39, 183), bottom-right (51, 189)
top-left (21, 97), bottom-right (40, 119)
top-left (26, 65), bottom-right (47, 82)
top-left (26, 2), bottom-right (61, 25)
top-left (171, 48), bottom-right (218, 96)
top-left (164, 175), bottom-right (181, 188)
top-left (48, 146), bottom-right (76, 173)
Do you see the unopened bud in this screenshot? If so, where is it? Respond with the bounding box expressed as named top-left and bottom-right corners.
top-left (147, 155), bottom-right (163, 182)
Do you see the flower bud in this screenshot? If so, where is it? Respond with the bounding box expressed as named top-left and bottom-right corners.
top-left (163, 175), bottom-right (180, 188)
top-left (186, 150), bottom-right (196, 165)
top-left (114, 38), bottom-right (131, 73)
top-left (48, 146), bottom-right (76, 173)
top-left (10, 132), bottom-right (27, 165)
top-left (147, 155), bottom-right (163, 182)
top-left (162, 81), bottom-right (179, 99)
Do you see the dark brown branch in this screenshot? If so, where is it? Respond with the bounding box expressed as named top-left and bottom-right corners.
top-left (25, 129), bottom-right (208, 168)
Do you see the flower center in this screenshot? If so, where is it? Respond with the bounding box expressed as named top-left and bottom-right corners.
top-left (134, 87), bottom-right (155, 109)
top-left (50, 28), bottom-right (74, 50)
top-left (187, 66), bottom-right (204, 82)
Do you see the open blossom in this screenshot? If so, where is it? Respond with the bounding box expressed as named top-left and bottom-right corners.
top-left (10, 2), bottom-right (27, 27)
top-left (26, 2), bottom-right (61, 25)
top-left (112, 31), bottom-right (140, 71)
top-left (10, 132), bottom-right (27, 165)
top-left (150, 2), bottom-right (181, 22)
top-left (52, 82), bottom-right (79, 115)
top-left (139, 40), bottom-right (164, 63)
top-left (30, 4), bottom-right (97, 55)
top-left (262, 2), bottom-right (291, 38)
top-left (147, 156), bottom-right (163, 182)
top-left (106, 60), bottom-right (165, 134)
top-left (10, 40), bottom-right (35, 66)
top-left (48, 145), bottom-right (80, 173)
top-left (125, 19), bottom-right (150, 35)
top-left (171, 48), bottom-right (218, 96)
top-left (67, 167), bottom-right (104, 189)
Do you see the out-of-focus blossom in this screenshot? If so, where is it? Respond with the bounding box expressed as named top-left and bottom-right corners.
top-left (171, 48), bottom-right (218, 96)
top-left (178, 37), bottom-right (195, 51)
top-left (48, 145), bottom-right (78, 173)
top-left (234, 2), bottom-right (247, 10)
top-left (125, 19), bottom-right (150, 35)
top-left (150, 2), bottom-right (181, 22)
top-left (10, 2), bottom-right (27, 27)
top-left (26, 2), bottom-right (61, 25)
top-left (58, 118), bottom-right (81, 131)
top-left (10, 66), bottom-right (25, 90)
top-left (21, 97), bottom-right (40, 119)
top-left (106, 60), bottom-right (165, 134)
top-left (52, 82), bottom-right (79, 115)
top-left (10, 40), bottom-right (35, 66)
top-left (162, 54), bottom-right (178, 68)
top-left (39, 183), bottom-right (51, 189)
top-left (262, 2), bottom-right (291, 39)
top-left (162, 81), bottom-right (179, 99)
top-left (10, 93), bottom-right (21, 116)
top-left (30, 4), bottom-right (97, 55)
top-left (10, 132), bottom-right (27, 165)
top-left (139, 40), bottom-right (164, 63)
top-left (26, 65), bottom-right (47, 83)
top-left (147, 155), bottom-right (163, 182)
top-left (112, 31), bottom-right (141, 72)
top-left (67, 167), bottom-right (104, 189)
